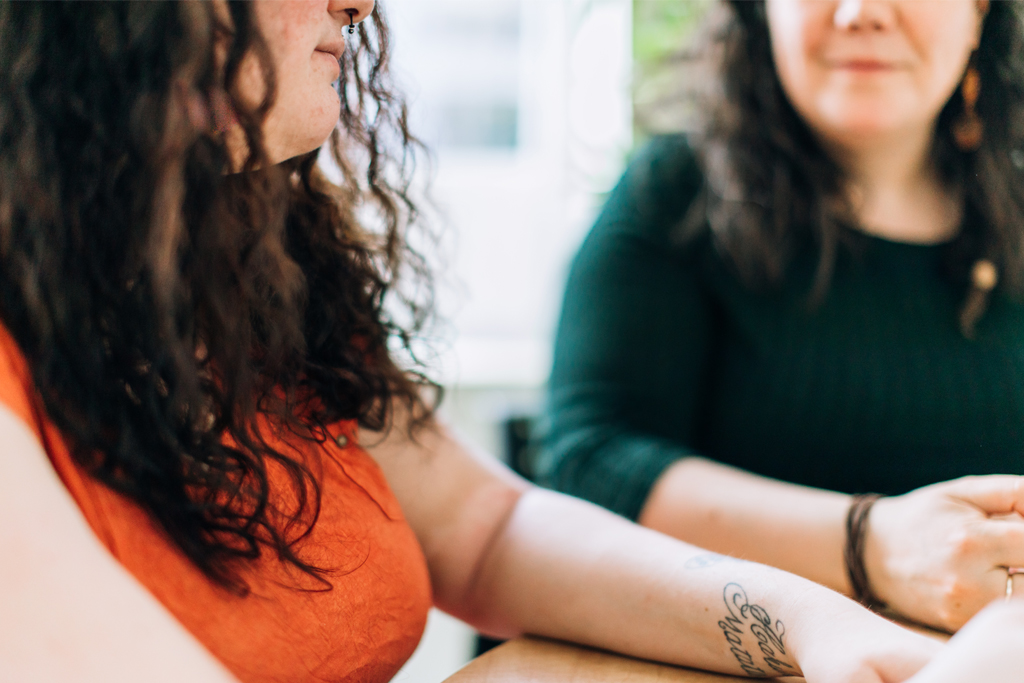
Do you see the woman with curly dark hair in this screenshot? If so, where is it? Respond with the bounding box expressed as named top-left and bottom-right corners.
top-left (0, 1), bottom-right (944, 682)
top-left (537, 0), bottom-right (1024, 634)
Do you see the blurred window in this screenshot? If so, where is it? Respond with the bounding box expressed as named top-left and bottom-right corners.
top-left (393, 0), bottom-right (521, 151)
top-left (438, 103), bottom-right (518, 149)
top-left (383, 0), bottom-right (633, 387)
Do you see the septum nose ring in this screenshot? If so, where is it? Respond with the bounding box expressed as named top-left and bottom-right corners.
top-left (345, 9), bottom-right (357, 35)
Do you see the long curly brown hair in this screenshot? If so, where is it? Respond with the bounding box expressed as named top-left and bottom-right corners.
top-left (0, 0), bottom-right (434, 592)
top-left (648, 1), bottom-right (1024, 334)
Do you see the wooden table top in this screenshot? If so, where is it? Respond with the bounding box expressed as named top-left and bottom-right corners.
top-left (442, 637), bottom-right (805, 683)
top-left (443, 621), bottom-right (948, 683)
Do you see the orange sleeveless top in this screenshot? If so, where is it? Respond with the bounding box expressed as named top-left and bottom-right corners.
top-left (0, 325), bottom-right (432, 683)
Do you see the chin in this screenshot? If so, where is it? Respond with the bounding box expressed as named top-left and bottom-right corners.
top-left (271, 99), bottom-right (341, 161)
top-left (307, 120), bottom-right (340, 153)
top-left (816, 101), bottom-right (921, 143)
top-left (307, 93), bottom-right (342, 149)
top-left (827, 117), bottom-right (900, 138)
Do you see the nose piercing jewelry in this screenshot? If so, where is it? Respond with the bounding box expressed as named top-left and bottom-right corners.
top-left (345, 9), bottom-right (357, 35)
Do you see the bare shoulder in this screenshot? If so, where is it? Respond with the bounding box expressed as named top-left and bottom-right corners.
top-left (358, 416), bottom-right (526, 534)
top-left (0, 405), bottom-right (238, 683)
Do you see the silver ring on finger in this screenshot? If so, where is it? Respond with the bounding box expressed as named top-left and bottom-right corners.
top-left (1005, 567), bottom-right (1024, 601)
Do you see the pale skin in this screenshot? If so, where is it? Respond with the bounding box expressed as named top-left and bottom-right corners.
top-left (905, 598), bottom-right (1024, 683)
top-left (639, 0), bottom-right (1024, 633)
top-left (0, 1), bottom-right (945, 682)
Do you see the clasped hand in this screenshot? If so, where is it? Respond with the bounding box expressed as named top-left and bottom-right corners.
top-left (865, 475), bottom-right (1024, 631)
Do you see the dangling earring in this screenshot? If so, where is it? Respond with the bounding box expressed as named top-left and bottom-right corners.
top-left (953, 64), bottom-right (983, 151)
top-left (345, 9), bottom-right (357, 35)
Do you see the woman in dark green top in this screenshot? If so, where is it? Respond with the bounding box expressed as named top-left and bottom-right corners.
top-left (536, 0), bottom-right (1024, 632)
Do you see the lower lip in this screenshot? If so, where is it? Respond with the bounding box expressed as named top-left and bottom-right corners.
top-left (315, 50), bottom-right (341, 77)
top-left (833, 63), bottom-right (897, 73)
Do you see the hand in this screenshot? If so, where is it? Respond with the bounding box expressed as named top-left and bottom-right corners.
top-left (790, 590), bottom-right (941, 683)
top-left (865, 475), bottom-right (1024, 631)
top-left (905, 599), bottom-right (1024, 683)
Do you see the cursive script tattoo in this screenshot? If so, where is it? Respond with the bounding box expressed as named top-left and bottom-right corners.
top-left (717, 583), bottom-right (796, 677)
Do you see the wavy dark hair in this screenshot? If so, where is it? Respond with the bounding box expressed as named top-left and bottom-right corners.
top-left (647, 1), bottom-right (1024, 335)
top-left (0, 1), bottom-right (435, 592)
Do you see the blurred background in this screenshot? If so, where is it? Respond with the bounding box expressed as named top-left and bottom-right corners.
top-left (363, 1), bottom-right (711, 680)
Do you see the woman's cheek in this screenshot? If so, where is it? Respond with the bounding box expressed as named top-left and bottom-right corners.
top-left (767, 0), bottom-right (827, 115)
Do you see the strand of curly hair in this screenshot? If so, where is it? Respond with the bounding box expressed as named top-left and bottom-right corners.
top-left (0, 0), bottom-right (435, 594)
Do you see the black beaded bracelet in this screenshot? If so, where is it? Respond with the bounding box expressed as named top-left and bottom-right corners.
top-left (844, 493), bottom-right (886, 610)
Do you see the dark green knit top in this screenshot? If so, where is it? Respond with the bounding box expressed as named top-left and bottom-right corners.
top-left (533, 135), bottom-right (1024, 521)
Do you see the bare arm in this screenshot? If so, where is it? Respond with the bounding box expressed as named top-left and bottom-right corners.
top-left (0, 406), bottom-right (239, 683)
top-left (906, 599), bottom-right (1024, 683)
top-left (639, 457), bottom-right (852, 593)
top-left (363, 416), bottom-right (939, 680)
top-left (639, 457), bottom-right (1024, 632)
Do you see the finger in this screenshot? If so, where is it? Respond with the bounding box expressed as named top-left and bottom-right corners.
top-left (979, 567), bottom-right (1024, 608)
top-left (983, 569), bottom-right (1024, 609)
top-left (907, 602), bottom-right (1024, 683)
top-left (946, 475), bottom-right (1024, 516)
top-left (969, 567), bottom-right (1012, 622)
top-left (975, 517), bottom-right (1024, 568)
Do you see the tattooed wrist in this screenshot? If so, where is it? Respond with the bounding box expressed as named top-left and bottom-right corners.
top-left (717, 583), bottom-right (797, 677)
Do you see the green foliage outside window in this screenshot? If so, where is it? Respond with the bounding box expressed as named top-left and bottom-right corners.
top-left (632, 0), bottom-right (714, 141)
top-left (633, 0), bottom-right (713, 70)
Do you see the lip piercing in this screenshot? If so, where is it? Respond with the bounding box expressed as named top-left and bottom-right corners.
top-left (345, 9), bottom-right (357, 35)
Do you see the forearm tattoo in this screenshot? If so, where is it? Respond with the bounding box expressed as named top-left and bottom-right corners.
top-left (717, 583), bottom-right (796, 678)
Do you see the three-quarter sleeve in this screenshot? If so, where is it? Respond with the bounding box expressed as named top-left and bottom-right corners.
top-left (533, 136), bottom-right (716, 520)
